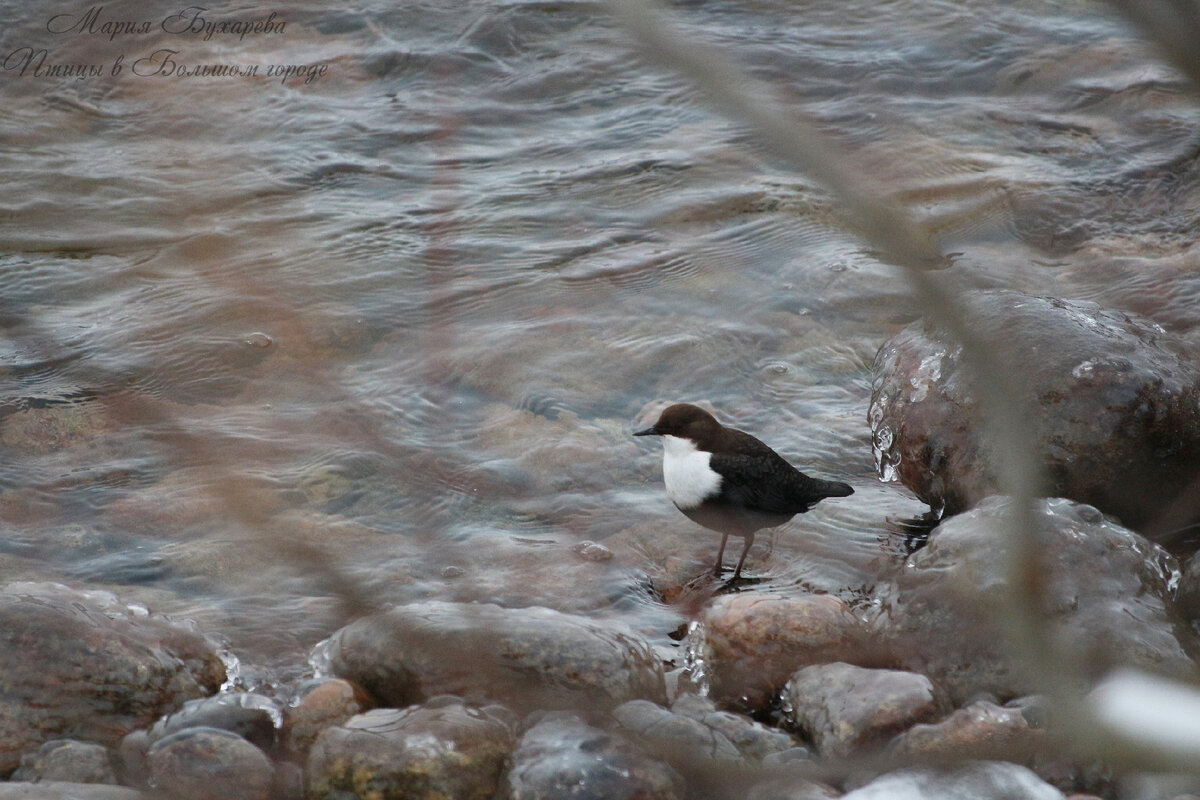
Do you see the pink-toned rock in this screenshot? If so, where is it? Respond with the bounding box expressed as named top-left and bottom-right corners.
top-left (281, 678), bottom-right (373, 761)
top-left (0, 582), bottom-right (224, 774)
top-left (785, 663), bottom-right (944, 758)
top-left (697, 594), bottom-right (865, 710)
top-left (887, 700), bottom-right (1038, 761)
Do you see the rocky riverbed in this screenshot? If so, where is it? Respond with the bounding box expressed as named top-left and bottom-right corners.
top-left (5, 290), bottom-right (1200, 800)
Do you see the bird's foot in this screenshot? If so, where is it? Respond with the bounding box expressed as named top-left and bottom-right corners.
top-left (717, 573), bottom-right (763, 592)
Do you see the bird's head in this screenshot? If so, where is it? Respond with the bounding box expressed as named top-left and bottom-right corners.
top-left (633, 403), bottom-right (721, 442)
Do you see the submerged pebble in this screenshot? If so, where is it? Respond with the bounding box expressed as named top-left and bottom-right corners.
top-left (573, 540), bottom-right (614, 562)
top-left (0, 402), bottom-right (105, 455)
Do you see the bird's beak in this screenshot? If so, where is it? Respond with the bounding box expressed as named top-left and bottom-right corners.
top-left (633, 425), bottom-right (659, 437)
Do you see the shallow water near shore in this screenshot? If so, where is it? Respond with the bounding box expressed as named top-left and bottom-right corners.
top-left (0, 0), bottom-right (1198, 687)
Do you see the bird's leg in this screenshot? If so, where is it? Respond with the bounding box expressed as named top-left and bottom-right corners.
top-left (732, 533), bottom-right (755, 580)
top-left (713, 533), bottom-right (730, 576)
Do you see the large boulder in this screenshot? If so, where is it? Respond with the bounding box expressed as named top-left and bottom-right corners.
top-left (0, 582), bottom-right (225, 773)
top-left (876, 497), bottom-right (1194, 703)
top-left (313, 601), bottom-right (666, 713)
top-left (869, 290), bottom-right (1200, 532)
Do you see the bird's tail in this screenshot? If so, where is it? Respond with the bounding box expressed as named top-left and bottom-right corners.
top-left (817, 479), bottom-right (854, 498)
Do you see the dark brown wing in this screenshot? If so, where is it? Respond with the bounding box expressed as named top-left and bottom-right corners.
top-left (709, 450), bottom-right (852, 514)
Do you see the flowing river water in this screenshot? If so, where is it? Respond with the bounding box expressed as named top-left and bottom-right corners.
top-left (1, 0), bottom-right (1198, 687)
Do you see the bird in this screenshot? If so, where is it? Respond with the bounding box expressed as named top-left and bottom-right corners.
top-left (634, 403), bottom-right (854, 580)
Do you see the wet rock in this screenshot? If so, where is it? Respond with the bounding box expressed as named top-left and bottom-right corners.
top-left (502, 712), bottom-right (683, 800)
top-left (146, 727), bottom-right (273, 800)
top-left (117, 733), bottom-right (152, 786)
top-left (869, 290), bottom-right (1200, 531)
top-left (0, 582), bottom-right (224, 774)
top-left (696, 593), bottom-right (864, 710)
top-left (314, 601), bottom-right (666, 712)
top-left (613, 696), bottom-right (806, 793)
top-left (0, 784), bottom-right (147, 799)
top-left (887, 700), bottom-right (1039, 761)
top-left (148, 693), bottom-right (279, 752)
top-left (841, 761), bottom-right (1064, 799)
top-left (761, 748), bottom-right (815, 767)
top-left (784, 663), bottom-right (943, 758)
top-left (273, 761), bottom-right (305, 800)
top-left (280, 678), bottom-right (373, 761)
top-left (1176, 551), bottom-right (1200, 630)
top-left (747, 776), bottom-right (840, 800)
top-left (307, 697), bottom-right (515, 800)
top-left (879, 497), bottom-right (1193, 704)
top-left (121, 692), bottom-right (280, 785)
top-left (11, 740), bottom-right (116, 784)
top-left (670, 693), bottom-right (799, 762)
top-left (612, 700), bottom-right (743, 763)
top-left (1007, 694), bottom-right (1051, 728)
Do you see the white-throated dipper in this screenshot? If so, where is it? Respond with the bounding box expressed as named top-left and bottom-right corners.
top-left (634, 403), bottom-right (854, 579)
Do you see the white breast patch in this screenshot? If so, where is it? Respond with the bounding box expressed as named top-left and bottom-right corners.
top-left (661, 435), bottom-right (722, 510)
